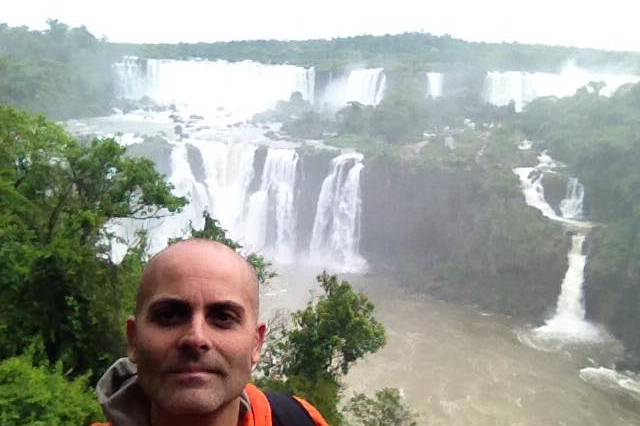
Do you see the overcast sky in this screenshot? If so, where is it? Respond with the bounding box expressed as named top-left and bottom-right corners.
top-left (3, 0), bottom-right (640, 52)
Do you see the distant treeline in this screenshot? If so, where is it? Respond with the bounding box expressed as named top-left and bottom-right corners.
top-left (113, 32), bottom-right (640, 73)
top-left (0, 20), bottom-right (117, 119)
top-left (3, 20), bottom-right (640, 120)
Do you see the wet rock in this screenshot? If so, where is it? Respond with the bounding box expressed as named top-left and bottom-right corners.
top-left (169, 114), bottom-right (183, 123)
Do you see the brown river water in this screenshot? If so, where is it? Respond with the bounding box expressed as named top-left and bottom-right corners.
top-left (263, 271), bottom-right (640, 426)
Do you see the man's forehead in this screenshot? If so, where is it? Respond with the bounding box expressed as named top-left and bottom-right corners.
top-left (137, 240), bottom-right (258, 312)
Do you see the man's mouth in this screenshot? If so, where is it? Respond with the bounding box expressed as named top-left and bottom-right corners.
top-left (165, 364), bottom-right (225, 377)
top-left (168, 368), bottom-right (222, 386)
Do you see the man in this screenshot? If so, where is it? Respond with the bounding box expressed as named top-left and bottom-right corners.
top-left (93, 239), bottom-right (328, 426)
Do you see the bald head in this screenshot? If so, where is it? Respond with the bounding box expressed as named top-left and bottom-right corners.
top-left (127, 239), bottom-right (267, 419)
top-left (135, 239), bottom-right (259, 318)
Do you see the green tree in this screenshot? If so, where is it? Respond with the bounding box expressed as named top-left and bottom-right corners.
top-left (346, 388), bottom-right (417, 426)
top-left (0, 105), bottom-right (185, 378)
top-left (258, 272), bottom-right (386, 425)
top-left (0, 353), bottom-right (103, 425)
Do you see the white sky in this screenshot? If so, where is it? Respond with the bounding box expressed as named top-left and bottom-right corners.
top-left (3, 0), bottom-right (640, 52)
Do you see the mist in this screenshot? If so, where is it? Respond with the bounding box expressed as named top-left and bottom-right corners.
top-left (2, 17), bottom-right (640, 425)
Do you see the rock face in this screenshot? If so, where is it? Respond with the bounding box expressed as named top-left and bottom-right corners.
top-left (359, 156), bottom-right (569, 321)
top-left (295, 148), bottom-right (335, 251)
top-left (585, 228), bottom-right (640, 369)
top-left (126, 138), bottom-right (570, 325)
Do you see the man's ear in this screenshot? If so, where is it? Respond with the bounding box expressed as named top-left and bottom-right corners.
top-left (251, 322), bottom-right (267, 367)
top-left (126, 316), bottom-right (138, 363)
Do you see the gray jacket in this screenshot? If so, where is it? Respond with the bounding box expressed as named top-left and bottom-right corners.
top-left (95, 358), bottom-right (150, 426)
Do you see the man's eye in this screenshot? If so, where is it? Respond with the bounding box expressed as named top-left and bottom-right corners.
top-left (208, 310), bottom-right (238, 328)
top-left (151, 308), bottom-right (188, 326)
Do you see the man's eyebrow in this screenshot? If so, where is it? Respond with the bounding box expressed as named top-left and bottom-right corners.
top-left (146, 297), bottom-right (190, 310)
top-left (207, 301), bottom-right (246, 315)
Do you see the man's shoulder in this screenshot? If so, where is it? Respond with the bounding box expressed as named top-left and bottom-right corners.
top-left (244, 384), bottom-right (329, 426)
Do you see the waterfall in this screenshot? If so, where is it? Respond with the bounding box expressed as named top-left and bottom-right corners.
top-left (345, 68), bottom-right (386, 105)
top-left (560, 177), bottom-right (585, 220)
top-left (112, 56), bottom-right (151, 99)
top-left (107, 140), bottom-right (368, 269)
top-left (319, 68), bottom-right (386, 107)
top-left (514, 147), bottom-right (602, 344)
top-left (107, 56), bottom-right (368, 270)
top-left (426, 72), bottom-right (444, 98)
top-left (188, 140), bottom-right (257, 238)
top-left (112, 57), bottom-right (315, 120)
top-left (482, 71), bottom-right (530, 112)
top-left (534, 234), bottom-right (600, 341)
top-left (309, 152), bottom-right (366, 272)
top-left (106, 142), bottom-right (211, 262)
top-left (150, 143), bottom-right (211, 252)
top-left (482, 66), bottom-right (640, 112)
top-left (512, 167), bottom-right (560, 221)
top-left (513, 152), bottom-right (587, 225)
top-left (168, 142), bottom-right (210, 221)
top-left (244, 148), bottom-right (299, 263)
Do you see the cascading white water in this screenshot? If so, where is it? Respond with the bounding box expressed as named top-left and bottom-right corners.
top-left (514, 147), bottom-right (602, 344)
top-left (512, 166), bottom-right (560, 221)
top-left (309, 152), bottom-right (366, 272)
top-left (560, 177), bottom-right (585, 220)
top-left (345, 68), bottom-right (386, 105)
top-left (187, 139), bottom-right (257, 238)
top-left (320, 69), bottom-right (386, 107)
top-left (113, 57), bottom-right (315, 121)
top-left (244, 148), bottom-right (299, 263)
top-left (513, 151), bottom-right (584, 224)
top-left (107, 142), bottom-right (211, 262)
top-left (534, 233), bottom-right (601, 341)
top-left (112, 56), bottom-right (152, 100)
top-left (482, 65), bottom-right (640, 112)
top-left (167, 142), bottom-right (211, 223)
top-left (426, 72), bottom-right (444, 98)
top-left (106, 57), bottom-right (368, 269)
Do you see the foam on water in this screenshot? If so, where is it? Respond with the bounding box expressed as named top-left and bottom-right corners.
top-left (580, 367), bottom-right (640, 400)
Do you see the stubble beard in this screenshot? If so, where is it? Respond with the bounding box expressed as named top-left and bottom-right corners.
top-left (135, 349), bottom-right (235, 416)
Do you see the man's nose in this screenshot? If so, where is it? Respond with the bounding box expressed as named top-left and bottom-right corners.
top-left (178, 314), bottom-right (211, 353)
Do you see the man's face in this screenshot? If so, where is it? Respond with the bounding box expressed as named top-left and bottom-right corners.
top-left (126, 244), bottom-right (266, 416)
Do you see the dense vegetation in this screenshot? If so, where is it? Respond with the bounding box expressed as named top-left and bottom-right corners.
top-left (0, 351), bottom-right (102, 424)
top-left (0, 20), bottom-right (116, 119)
top-left (0, 105), bottom-right (183, 423)
top-left (114, 32), bottom-right (640, 73)
top-left (0, 104), bottom-right (411, 423)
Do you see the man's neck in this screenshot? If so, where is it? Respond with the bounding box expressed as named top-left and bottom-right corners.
top-left (150, 398), bottom-right (241, 426)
